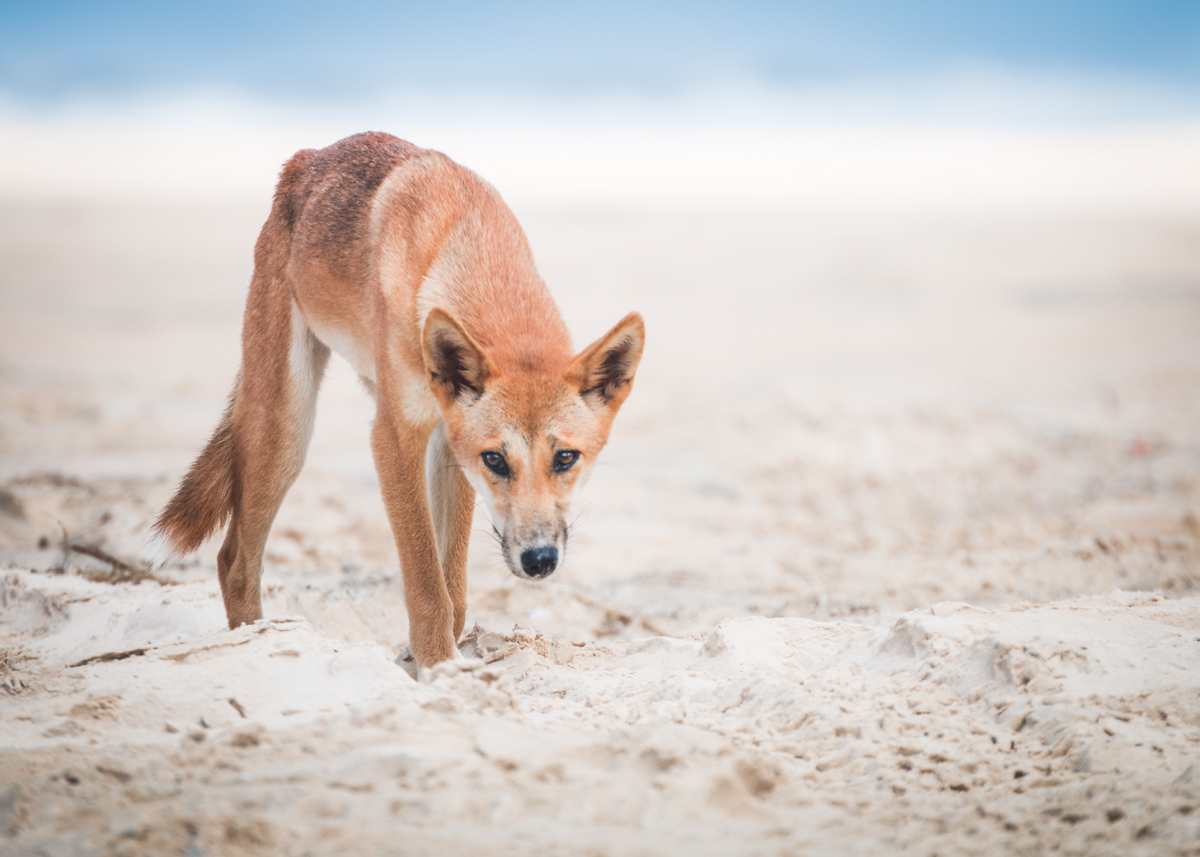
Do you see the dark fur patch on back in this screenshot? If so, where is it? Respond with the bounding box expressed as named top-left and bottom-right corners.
top-left (283, 132), bottom-right (420, 252)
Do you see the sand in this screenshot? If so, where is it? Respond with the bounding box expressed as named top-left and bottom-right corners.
top-left (2, 195), bottom-right (1200, 855)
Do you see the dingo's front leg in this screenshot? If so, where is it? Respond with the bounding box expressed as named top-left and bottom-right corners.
top-left (426, 420), bottom-right (475, 640)
top-left (372, 406), bottom-right (458, 670)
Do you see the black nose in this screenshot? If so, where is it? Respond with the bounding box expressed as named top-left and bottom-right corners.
top-left (520, 546), bottom-right (558, 578)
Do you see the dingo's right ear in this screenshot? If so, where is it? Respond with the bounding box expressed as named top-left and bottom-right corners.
top-left (568, 312), bottom-right (645, 413)
top-left (423, 307), bottom-right (492, 404)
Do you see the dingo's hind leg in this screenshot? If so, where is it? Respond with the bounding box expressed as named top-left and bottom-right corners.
top-left (217, 260), bottom-right (330, 628)
top-left (426, 421), bottom-right (475, 640)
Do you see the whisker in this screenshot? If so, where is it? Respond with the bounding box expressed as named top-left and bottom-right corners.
top-left (554, 550), bottom-right (574, 583)
top-left (593, 460), bottom-right (635, 478)
top-left (566, 506), bottom-right (591, 537)
top-left (474, 527), bottom-right (504, 551)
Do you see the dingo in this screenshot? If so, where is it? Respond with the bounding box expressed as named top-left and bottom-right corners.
top-left (152, 132), bottom-right (644, 674)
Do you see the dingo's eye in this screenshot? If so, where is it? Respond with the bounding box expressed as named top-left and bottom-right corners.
top-left (554, 450), bottom-right (580, 473)
top-left (482, 451), bottom-right (510, 477)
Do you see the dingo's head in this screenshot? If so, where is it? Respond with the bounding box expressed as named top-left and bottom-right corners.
top-left (423, 308), bottom-right (644, 580)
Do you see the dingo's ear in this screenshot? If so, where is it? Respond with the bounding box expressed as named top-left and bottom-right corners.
top-left (568, 312), bottom-right (645, 412)
top-left (423, 307), bottom-right (492, 403)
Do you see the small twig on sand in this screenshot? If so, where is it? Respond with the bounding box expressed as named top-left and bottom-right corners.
top-left (555, 587), bottom-right (670, 637)
top-left (469, 582), bottom-right (670, 637)
top-left (61, 537), bottom-right (176, 586)
top-left (68, 647), bottom-right (150, 668)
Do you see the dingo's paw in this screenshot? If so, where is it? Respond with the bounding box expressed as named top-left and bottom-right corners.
top-left (397, 645), bottom-right (478, 682)
top-left (421, 653), bottom-right (485, 683)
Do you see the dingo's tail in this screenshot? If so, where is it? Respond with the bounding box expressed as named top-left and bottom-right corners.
top-left (150, 388), bottom-right (238, 565)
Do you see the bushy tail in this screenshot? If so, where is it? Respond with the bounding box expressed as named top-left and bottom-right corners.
top-left (151, 389), bottom-right (238, 564)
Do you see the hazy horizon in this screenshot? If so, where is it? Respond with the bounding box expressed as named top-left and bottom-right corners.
top-left (3, 2), bottom-right (1200, 210)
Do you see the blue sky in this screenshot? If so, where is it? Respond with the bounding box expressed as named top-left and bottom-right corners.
top-left (2, 3), bottom-right (1199, 210)
top-left (2, 1), bottom-right (1198, 104)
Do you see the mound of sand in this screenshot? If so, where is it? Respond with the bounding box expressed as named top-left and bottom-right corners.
top-left (3, 569), bottom-right (1200, 855)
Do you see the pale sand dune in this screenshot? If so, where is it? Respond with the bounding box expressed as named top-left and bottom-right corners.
top-left (1, 191), bottom-right (1200, 854)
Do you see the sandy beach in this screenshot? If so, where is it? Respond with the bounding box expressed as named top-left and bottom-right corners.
top-left (2, 167), bottom-right (1200, 853)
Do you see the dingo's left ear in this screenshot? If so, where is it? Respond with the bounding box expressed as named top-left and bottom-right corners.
top-left (424, 307), bottom-right (493, 404)
top-left (568, 312), bottom-right (645, 412)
